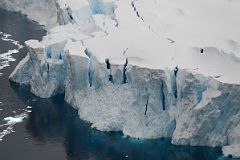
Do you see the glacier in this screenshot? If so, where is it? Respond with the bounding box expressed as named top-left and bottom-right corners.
top-left (1, 0), bottom-right (240, 158)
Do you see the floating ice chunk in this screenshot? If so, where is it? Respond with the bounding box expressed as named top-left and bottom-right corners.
top-left (2, 33), bottom-right (11, 38)
top-left (0, 49), bottom-right (18, 70)
top-left (0, 32), bottom-right (23, 70)
top-left (26, 106), bottom-right (32, 109)
top-left (0, 112), bottom-right (28, 141)
top-left (1, 32), bottom-right (24, 49)
top-left (4, 116), bottom-right (24, 124)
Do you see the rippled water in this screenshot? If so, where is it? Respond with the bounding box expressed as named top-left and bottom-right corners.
top-left (0, 8), bottom-right (235, 160)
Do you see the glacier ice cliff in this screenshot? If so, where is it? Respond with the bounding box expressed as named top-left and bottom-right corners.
top-left (2, 0), bottom-right (240, 158)
top-left (8, 39), bottom-right (240, 158)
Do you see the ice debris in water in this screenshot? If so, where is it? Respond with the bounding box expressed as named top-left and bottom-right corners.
top-left (0, 112), bottom-right (28, 141)
top-left (0, 32), bottom-right (24, 70)
top-left (26, 106), bottom-right (32, 109)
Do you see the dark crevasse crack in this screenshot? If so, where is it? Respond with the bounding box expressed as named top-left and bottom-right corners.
top-left (171, 67), bottom-right (178, 106)
top-left (112, 5), bottom-right (119, 27)
top-left (173, 66), bottom-right (178, 99)
top-left (46, 48), bottom-right (52, 59)
top-left (59, 52), bottom-right (62, 60)
top-left (47, 63), bottom-right (50, 81)
top-left (161, 80), bottom-right (166, 110)
top-left (66, 7), bottom-right (78, 24)
top-left (144, 98), bottom-right (149, 115)
top-left (131, 0), bottom-right (144, 22)
top-left (105, 58), bottom-right (110, 69)
top-left (88, 65), bottom-right (93, 87)
top-left (85, 49), bottom-right (94, 87)
top-left (122, 48), bottom-right (128, 56)
top-left (123, 58), bottom-right (128, 84)
top-left (105, 58), bottom-right (114, 83)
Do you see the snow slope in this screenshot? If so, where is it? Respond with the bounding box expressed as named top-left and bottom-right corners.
top-left (2, 0), bottom-right (240, 158)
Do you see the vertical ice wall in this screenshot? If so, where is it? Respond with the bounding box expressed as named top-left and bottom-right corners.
top-left (3, 0), bottom-right (240, 158)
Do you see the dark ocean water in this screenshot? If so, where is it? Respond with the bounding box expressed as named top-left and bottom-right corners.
top-left (0, 8), bottom-right (234, 160)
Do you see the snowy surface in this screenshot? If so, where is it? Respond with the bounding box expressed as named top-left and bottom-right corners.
top-left (135, 0), bottom-right (240, 55)
top-left (2, 0), bottom-right (240, 84)
top-left (14, 0), bottom-right (240, 84)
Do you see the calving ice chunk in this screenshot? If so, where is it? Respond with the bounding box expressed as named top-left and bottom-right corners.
top-left (3, 0), bottom-right (240, 158)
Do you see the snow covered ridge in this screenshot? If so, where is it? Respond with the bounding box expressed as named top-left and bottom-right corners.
top-left (2, 0), bottom-right (240, 158)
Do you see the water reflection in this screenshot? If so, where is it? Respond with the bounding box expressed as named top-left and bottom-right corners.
top-left (11, 83), bottom-right (223, 160)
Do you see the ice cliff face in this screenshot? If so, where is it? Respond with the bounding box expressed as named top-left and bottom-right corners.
top-left (10, 40), bottom-right (67, 98)
top-left (8, 39), bottom-right (240, 158)
top-left (2, 0), bottom-right (240, 158)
